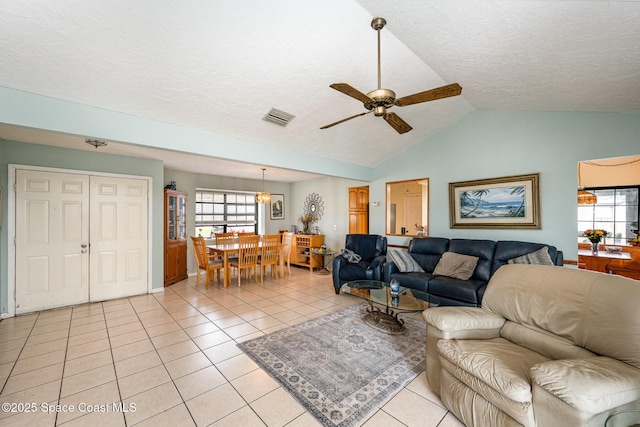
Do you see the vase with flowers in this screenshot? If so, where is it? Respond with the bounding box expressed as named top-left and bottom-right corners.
top-left (582, 229), bottom-right (610, 254)
top-left (298, 214), bottom-right (317, 234)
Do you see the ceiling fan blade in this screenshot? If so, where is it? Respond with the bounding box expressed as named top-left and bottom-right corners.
top-left (320, 111), bottom-right (372, 130)
top-left (329, 83), bottom-right (374, 104)
top-left (384, 112), bottom-right (412, 134)
top-left (395, 83), bottom-right (462, 107)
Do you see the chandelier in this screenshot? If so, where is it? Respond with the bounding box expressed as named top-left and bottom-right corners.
top-left (255, 168), bottom-right (271, 204)
top-left (577, 162), bottom-right (597, 205)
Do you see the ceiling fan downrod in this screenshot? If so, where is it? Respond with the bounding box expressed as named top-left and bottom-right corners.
top-left (368, 17), bottom-right (395, 116)
top-left (371, 17), bottom-right (386, 90)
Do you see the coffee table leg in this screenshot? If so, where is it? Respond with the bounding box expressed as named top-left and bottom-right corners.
top-left (362, 302), bottom-right (406, 334)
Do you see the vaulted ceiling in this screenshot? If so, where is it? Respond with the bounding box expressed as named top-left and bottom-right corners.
top-left (1, 0), bottom-right (638, 182)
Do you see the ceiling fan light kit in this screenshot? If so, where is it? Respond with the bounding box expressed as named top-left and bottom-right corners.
top-left (321, 17), bottom-right (462, 134)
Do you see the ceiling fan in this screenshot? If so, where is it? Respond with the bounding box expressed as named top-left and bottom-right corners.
top-left (320, 17), bottom-right (462, 134)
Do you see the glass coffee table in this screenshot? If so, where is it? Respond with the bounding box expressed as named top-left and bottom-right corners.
top-left (341, 280), bottom-right (439, 334)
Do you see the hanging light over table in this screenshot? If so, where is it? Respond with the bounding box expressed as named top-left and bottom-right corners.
top-left (255, 168), bottom-right (271, 204)
top-left (577, 163), bottom-right (597, 205)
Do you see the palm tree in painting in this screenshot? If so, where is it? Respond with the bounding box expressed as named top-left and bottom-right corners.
top-left (460, 189), bottom-right (490, 217)
top-left (507, 186), bottom-right (526, 217)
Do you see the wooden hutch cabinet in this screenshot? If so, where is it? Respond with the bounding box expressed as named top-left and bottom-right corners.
top-left (164, 189), bottom-right (188, 286)
top-left (291, 234), bottom-right (325, 271)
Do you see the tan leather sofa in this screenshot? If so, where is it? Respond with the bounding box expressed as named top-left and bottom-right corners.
top-left (423, 264), bottom-right (640, 427)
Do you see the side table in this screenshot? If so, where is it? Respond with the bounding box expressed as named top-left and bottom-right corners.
top-left (311, 249), bottom-right (337, 275)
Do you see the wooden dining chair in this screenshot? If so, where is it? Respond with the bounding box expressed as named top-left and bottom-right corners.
top-left (280, 231), bottom-right (293, 276)
top-left (214, 232), bottom-right (235, 245)
top-left (191, 236), bottom-right (223, 289)
top-left (229, 234), bottom-right (260, 286)
top-left (257, 234), bottom-right (280, 282)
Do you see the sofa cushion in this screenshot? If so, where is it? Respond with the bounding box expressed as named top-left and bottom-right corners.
top-left (345, 234), bottom-right (380, 262)
top-left (338, 261), bottom-right (371, 281)
top-left (492, 240), bottom-right (561, 275)
top-left (389, 271), bottom-right (431, 292)
top-left (387, 249), bottom-right (424, 273)
top-left (507, 246), bottom-right (554, 266)
top-left (429, 276), bottom-right (487, 305)
top-left (407, 237), bottom-right (449, 272)
top-left (483, 264), bottom-right (640, 369)
top-left (439, 337), bottom-right (549, 425)
top-left (448, 239), bottom-right (496, 281)
top-left (531, 357), bottom-right (640, 413)
top-left (433, 252), bottom-right (479, 280)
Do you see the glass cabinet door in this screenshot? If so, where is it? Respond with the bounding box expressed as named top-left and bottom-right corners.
top-left (167, 194), bottom-right (177, 240)
top-left (177, 195), bottom-right (186, 240)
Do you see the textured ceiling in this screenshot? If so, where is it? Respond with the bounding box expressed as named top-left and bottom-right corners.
top-left (0, 0), bottom-right (638, 182)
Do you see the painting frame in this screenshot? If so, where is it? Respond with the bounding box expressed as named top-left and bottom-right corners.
top-left (270, 194), bottom-right (285, 220)
top-left (449, 173), bottom-right (541, 229)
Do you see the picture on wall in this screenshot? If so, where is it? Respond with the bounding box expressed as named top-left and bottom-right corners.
top-left (271, 194), bottom-right (285, 220)
top-left (449, 173), bottom-right (541, 229)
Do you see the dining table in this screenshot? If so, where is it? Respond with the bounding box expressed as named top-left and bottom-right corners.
top-left (207, 241), bottom-right (281, 287)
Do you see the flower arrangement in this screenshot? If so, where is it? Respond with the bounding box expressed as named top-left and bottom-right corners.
top-left (582, 229), bottom-right (609, 243)
top-left (298, 213), bottom-right (317, 233)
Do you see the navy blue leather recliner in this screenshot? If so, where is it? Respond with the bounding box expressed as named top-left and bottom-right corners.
top-left (332, 234), bottom-right (387, 294)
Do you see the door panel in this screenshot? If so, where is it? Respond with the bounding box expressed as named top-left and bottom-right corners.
top-left (15, 170), bottom-right (89, 313)
top-left (89, 176), bottom-right (148, 301)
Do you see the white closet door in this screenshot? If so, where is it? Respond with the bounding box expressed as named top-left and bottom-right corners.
top-left (15, 170), bottom-right (90, 313)
top-left (89, 176), bottom-right (148, 302)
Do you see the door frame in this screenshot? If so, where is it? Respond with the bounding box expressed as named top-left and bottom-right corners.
top-left (6, 164), bottom-right (154, 318)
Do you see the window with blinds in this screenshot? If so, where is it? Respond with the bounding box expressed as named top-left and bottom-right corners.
top-left (195, 189), bottom-right (257, 237)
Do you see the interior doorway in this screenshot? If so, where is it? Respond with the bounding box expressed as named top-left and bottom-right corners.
top-left (576, 155), bottom-right (640, 279)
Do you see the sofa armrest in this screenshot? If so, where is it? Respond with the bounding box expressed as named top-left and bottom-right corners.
top-left (368, 255), bottom-right (386, 281)
top-left (332, 255), bottom-right (347, 290)
top-left (423, 307), bottom-right (505, 395)
top-left (532, 357), bottom-right (640, 414)
top-left (383, 261), bottom-right (398, 282)
top-left (423, 307), bottom-right (506, 335)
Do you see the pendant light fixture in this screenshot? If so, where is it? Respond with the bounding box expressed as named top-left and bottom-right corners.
top-left (255, 168), bottom-right (271, 204)
top-left (577, 162), bottom-right (597, 205)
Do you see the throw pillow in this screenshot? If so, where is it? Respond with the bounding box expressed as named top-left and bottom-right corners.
top-left (507, 246), bottom-right (554, 265)
top-left (341, 248), bottom-right (362, 263)
top-left (387, 249), bottom-right (424, 273)
top-left (433, 252), bottom-right (479, 280)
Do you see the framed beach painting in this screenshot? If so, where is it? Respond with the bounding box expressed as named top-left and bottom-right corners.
top-left (449, 173), bottom-right (541, 229)
top-left (270, 194), bottom-right (285, 220)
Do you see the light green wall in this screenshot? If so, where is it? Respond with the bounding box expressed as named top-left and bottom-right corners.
top-left (1, 109), bottom-right (639, 316)
top-left (0, 140), bottom-right (165, 314)
top-left (373, 110), bottom-right (640, 260)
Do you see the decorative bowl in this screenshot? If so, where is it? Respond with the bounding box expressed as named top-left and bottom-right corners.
top-left (606, 246), bottom-right (623, 254)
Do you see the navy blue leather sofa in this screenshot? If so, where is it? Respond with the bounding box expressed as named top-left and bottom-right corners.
top-left (383, 237), bottom-right (563, 307)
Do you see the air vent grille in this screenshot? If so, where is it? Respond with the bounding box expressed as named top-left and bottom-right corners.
top-left (263, 108), bottom-right (295, 127)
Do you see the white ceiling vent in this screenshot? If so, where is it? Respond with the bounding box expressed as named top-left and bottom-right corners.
top-left (263, 108), bottom-right (295, 127)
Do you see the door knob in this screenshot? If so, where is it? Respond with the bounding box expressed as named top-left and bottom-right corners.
top-left (81, 244), bottom-right (87, 248)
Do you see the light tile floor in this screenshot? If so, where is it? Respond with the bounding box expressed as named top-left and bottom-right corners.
top-left (0, 267), bottom-right (464, 427)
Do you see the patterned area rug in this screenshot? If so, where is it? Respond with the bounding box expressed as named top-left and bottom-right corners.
top-left (237, 304), bottom-right (426, 427)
